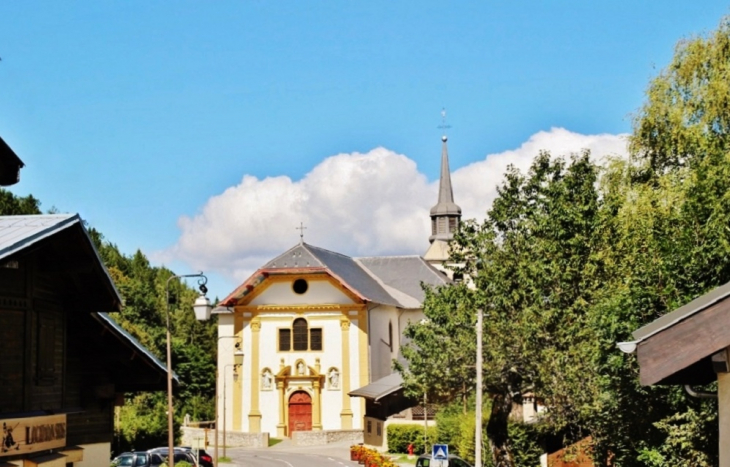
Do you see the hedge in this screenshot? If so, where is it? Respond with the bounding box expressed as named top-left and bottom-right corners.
top-left (386, 424), bottom-right (437, 454)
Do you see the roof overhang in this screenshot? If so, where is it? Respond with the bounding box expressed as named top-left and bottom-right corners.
top-left (92, 313), bottom-right (176, 390)
top-left (0, 136), bottom-right (24, 186)
top-left (632, 281), bottom-right (730, 386)
top-left (349, 372), bottom-right (403, 401)
top-left (0, 214), bottom-right (122, 311)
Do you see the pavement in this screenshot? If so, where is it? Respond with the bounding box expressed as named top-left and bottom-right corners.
top-left (223, 439), bottom-right (412, 467)
top-left (264, 438), bottom-right (355, 459)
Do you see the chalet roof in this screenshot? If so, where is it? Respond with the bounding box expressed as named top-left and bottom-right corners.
top-left (0, 214), bottom-right (122, 310)
top-left (220, 243), bottom-right (450, 308)
top-left (0, 214), bottom-right (82, 259)
top-left (0, 136), bottom-right (24, 186)
top-left (633, 280), bottom-right (730, 342)
top-left (93, 313), bottom-right (178, 388)
top-left (631, 281), bottom-right (730, 386)
top-left (348, 372), bottom-right (403, 401)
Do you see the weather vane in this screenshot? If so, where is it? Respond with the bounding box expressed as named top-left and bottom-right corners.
top-left (296, 221), bottom-right (307, 244)
top-left (438, 108), bottom-right (451, 139)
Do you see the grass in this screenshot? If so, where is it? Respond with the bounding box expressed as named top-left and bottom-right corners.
top-left (269, 438), bottom-right (283, 447)
top-left (218, 456), bottom-right (232, 464)
top-left (387, 453), bottom-right (418, 465)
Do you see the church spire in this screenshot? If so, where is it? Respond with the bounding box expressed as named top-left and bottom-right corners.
top-left (429, 132), bottom-right (461, 244)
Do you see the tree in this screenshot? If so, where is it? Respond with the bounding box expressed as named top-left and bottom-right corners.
top-left (0, 188), bottom-right (40, 215)
top-left (400, 151), bottom-right (602, 467)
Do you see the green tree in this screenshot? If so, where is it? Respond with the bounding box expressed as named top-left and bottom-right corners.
top-left (0, 188), bottom-right (41, 215)
top-left (400, 151), bottom-right (602, 467)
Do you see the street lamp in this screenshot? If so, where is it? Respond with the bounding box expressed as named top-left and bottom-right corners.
top-left (165, 272), bottom-right (212, 467)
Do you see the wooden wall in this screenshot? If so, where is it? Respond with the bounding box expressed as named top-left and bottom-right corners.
top-left (0, 245), bottom-right (115, 446)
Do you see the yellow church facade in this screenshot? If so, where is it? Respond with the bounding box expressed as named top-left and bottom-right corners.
top-left (215, 245), bottom-right (447, 438)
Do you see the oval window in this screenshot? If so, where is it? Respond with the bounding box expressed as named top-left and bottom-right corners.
top-left (293, 278), bottom-right (308, 294)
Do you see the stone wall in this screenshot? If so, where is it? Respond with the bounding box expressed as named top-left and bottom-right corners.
top-left (292, 429), bottom-right (363, 446)
top-left (181, 426), bottom-right (269, 449)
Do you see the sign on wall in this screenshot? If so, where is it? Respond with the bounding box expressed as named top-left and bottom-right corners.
top-left (0, 414), bottom-right (66, 457)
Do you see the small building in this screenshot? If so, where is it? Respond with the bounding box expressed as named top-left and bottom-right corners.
top-left (0, 214), bottom-right (170, 466)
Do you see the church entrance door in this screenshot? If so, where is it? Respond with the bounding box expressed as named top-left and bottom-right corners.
top-left (288, 391), bottom-right (312, 435)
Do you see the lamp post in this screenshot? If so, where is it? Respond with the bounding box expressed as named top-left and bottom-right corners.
top-left (222, 361), bottom-right (242, 459)
top-left (475, 307), bottom-right (483, 467)
top-left (214, 338), bottom-right (242, 467)
top-left (165, 272), bottom-right (213, 467)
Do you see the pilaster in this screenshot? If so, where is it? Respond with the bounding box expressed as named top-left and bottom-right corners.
top-left (340, 317), bottom-right (353, 429)
top-left (248, 318), bottom-right (262, 432)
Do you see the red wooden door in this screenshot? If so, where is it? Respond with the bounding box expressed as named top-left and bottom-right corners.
top-left (288, 391), bottom-right (312, 435)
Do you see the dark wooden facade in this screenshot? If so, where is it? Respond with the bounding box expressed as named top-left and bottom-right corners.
top-left (0, 215), bottom-right (168, 464)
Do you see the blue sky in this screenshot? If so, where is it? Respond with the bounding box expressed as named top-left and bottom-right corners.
top-left (1, 2), bottom-right (728, 299)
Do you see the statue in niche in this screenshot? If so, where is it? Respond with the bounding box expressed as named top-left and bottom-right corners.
top-left (328, 368), bottom-right (340, 389)
top-left (297, 361), bottom-right (306, 375)
top-left (262, 369), bottom-right (273, 390)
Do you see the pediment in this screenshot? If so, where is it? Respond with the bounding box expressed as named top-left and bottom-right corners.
top-left (242, 273), bottom-right (362, 307)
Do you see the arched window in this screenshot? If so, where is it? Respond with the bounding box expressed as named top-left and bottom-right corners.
top-left (293, 318), bottom-right (309, 351)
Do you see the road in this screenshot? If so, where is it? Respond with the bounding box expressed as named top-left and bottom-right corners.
top-left (226, 448), bottom-right (360, 467)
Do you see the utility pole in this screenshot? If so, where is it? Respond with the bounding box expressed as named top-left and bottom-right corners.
top-left (475, 307), bottom-right (483, 467)
top-left (424, 392), bottom-right (428, 454)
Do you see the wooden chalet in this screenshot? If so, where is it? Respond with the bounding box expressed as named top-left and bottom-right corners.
top-left (631, 281), bottom-right (730, 466)
top-left (0, 137), bottom-right (24, 187)
top-left (0, 214), bottom-right (170, 466)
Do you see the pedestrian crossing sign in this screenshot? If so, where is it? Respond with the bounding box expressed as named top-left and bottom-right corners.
top-left (432, 444), bottom-right (449, 459)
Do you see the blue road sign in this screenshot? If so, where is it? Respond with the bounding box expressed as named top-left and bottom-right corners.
top-left (432, 444), bottom-right (449, 459)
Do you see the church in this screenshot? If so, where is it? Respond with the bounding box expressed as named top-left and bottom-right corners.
top-left (214, 134), bottom-right (461, 440)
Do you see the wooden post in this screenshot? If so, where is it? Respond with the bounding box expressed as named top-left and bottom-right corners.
top-left (720, 371), bottom-right (730, 467)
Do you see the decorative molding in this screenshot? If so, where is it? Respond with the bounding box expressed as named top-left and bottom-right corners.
top-left (340, 318), bottom-right (351, 330)
top-left (250, 319), bottom-right (261, 332)
top-left (242, 304), bottom-right (358, 313)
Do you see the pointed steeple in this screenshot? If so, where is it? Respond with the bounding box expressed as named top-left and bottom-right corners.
top-left (429, 135), bottom-right (461, 243)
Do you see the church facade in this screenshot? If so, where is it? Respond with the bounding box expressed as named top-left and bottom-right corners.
top-left (214, 135), bottom-right (461, 438)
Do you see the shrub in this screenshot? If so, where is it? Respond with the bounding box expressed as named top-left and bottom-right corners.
top-left (387, 424), bottom-right (437, 453)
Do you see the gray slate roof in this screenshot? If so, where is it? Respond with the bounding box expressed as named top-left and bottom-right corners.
top-left (356, 255), bottom-right (447, 305)
top-left (0, 214), bottom-right (82, 260)
top-left (261, 243), bottom-right (449, 308)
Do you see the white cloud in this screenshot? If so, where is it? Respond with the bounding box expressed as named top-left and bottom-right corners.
top-left (162, 128), bottom-right (629, 287)
top-left (454, 127), bottom-right (630, 220)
